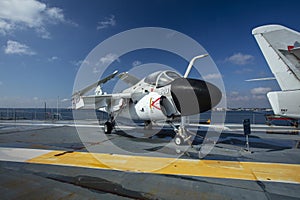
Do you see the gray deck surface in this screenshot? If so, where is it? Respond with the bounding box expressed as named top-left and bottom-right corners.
top-left (0, 120), bottom-right (299, 199)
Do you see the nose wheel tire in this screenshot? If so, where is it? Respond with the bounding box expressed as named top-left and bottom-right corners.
top-left (104, 121), bottom-right (113, 134)
top-left (174, 135), bottom-right (184, 145)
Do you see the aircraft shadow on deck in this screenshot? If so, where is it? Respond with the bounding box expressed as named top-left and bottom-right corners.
top-left (108, 126), bottom-right (294, 154)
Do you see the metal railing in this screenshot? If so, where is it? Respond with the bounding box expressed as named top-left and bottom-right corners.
top-left (1, 109), bottom-right (296, 126)
top-left (0, 109), bottom-right (107, 122)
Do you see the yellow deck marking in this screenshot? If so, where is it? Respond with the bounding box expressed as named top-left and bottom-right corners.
top-left (27, 151), bottom-right (300, 184)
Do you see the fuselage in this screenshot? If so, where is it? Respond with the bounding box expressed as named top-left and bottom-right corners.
top-left (107, 70), bottom-right (222, 121)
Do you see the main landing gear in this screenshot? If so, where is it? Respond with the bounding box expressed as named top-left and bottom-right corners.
top-left (174, 135), bottom-right (184, 145)
top-left (144, 120), bottom-right (153, 130)
top-left (104, 115), bottom-right (115, 134)
top-left (104, 121), bottom-right (113, 134)
top-left (168, 121), bottom-right (192, 146)
top-left (104, 117), bottom-right (193, 146)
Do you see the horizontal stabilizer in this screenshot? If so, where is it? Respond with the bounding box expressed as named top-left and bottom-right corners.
top-left (267, 90), bottom-right (300, 119)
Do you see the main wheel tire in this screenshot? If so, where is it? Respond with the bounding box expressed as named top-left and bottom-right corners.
top-left (174, 135), bottom-right (184, 145)
top-left (104, 121), bottom-right (113, 134)
top-left (144, 120), bottom-right (153, 130)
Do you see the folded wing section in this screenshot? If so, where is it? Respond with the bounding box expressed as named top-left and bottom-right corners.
top-left (252, 25), bottom-right (300, 91)
top-left (253, 25), bottom-right (300, 119)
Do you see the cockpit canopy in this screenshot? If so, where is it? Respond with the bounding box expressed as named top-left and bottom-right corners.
top-left (144, 70), bottom-right (182, 87)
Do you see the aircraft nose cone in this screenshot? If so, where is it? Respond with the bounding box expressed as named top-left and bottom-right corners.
top-left (170, 78), bottom-right (222, 116)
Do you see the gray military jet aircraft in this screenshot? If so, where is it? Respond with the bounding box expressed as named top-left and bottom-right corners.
top-left (72, 54), bottom-right (222, 145)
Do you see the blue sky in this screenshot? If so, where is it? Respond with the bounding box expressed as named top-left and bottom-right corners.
top-left (0, 0), bottom-right (299, 108)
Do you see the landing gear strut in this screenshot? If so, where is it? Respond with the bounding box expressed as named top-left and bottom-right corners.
top-left (144, 120), bottom-right (153, 130)
top-left (104, 115), bottom-right (115, 134)
top-left (174, 135), bottom-right (184, 145)
top-left (104, 121), bottom-right (113, 134)
top-left (168, 121), bottom-right (192, 145)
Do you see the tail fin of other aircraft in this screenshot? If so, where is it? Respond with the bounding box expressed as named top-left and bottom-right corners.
top-left (253, 25), bottom-right (300, 119)
top-left (252, 25), bottom-right (300, 91)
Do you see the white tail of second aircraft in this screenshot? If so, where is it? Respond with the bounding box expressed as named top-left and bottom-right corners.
top-left (252, 25), bottom-right (300, 119)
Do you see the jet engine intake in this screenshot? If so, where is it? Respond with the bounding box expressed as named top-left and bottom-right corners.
top-left (134, 92), bottom-right (176, 120)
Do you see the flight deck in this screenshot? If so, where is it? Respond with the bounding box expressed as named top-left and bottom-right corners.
top-left (0, 120), bottom-right (299, 199)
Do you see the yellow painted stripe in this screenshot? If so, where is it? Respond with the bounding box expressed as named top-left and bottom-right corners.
top-left (27, 151), bottom-right (300, 184)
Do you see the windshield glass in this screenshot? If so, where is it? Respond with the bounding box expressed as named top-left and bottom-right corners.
top-left (157, 71), bottom-right (181, 87)
top-left (144, 71), bottom-right (181, 87)
top-left (144, 71), bottom-right (162, 85)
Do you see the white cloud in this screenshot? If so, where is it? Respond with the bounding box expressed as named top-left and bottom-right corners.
top-left (228, 91), bottom-right (250, 102)
top-left (45, 7), bottom-right (65, 23)
top-left (202, 73), bottom-right (222, 80)
top-left (0, 0), bottom-right (70, 38)
top-left (0, 19), bottom-right (14, 35)
top-left (71, 60), bottom-right (89, 67)
top-left (48, 56), bottom-right (58, 61)
top-left (234, 68), bottom-right (253, 74)
top-left (225, 53), bottom-right (254, 65)
top-left (0, 81), bottom-right (3, 86)
top-left (61, 98), bottom-right (70, 102)
top-left (250, 87), bottom-right (272, 95)
top-left (98, 53), bottom-right (119, 65)
top-left (4, 40), bottom-right (36, 55)
top-left (229, 95), bottom-right (250, 102)
top-left (97, 15), bottom-right (116, 30)
top-left (231, 91), bottom-right (239, 96)
top-left (252, 95), bottom-right (266, 100)
top-left (227, 88), bottom-right (272, 108)
top-left (132, 60), bottom-right (142, 67)
top-left (93, 53), bottom-right (120, 74)
top-left (35, 26), bottom-right (51, 39)
top-left (93, 67), bottom-right (101, 74)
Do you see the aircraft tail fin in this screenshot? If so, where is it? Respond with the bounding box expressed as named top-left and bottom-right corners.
top-left (252, 25), bottom-right (300, 91)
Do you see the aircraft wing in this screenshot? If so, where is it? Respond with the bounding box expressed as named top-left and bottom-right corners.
top-left (252, 25), bottom-right (300, 91)
top-left (73, 70), bottom-right (119, 96)
top-left (252, 25), bottom-right (300, 119)
top-left (72, 70), bottom-right (139, 111)
top-left (72, 93), bottom-right (131, 110)
top-left (118, 72), bottom-right (140, 86)
top-left (291, 46), bottom-right (300, 60)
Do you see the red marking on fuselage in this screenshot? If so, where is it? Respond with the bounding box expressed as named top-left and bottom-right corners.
top-left (150, 97), bottom-right (161, 110)
top-left (288, 45), bottom-right (294, 51)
